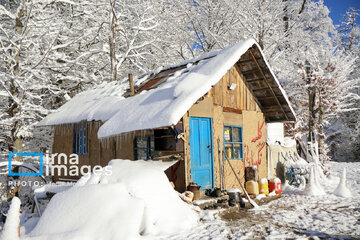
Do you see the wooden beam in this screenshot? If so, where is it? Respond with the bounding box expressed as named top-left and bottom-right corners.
top-left (247, 77), bottom-right (264, 83)
top-left (234, 63), bottom-right (264, 111)
top-left (252, 87), bottom-right (270, 91)
top-left (241, 68), bottom-right (259, 75)
top-left (137, 77), bottom-right (163, 92)
top-left (128, 73), bottom-right (135, 96)
top-left (238, 57), bottom-right (262, 64)
top-left (223, 107), bottom-right (242, 114)
top-left (249, 49), bottom-right (289, 120)
top-left (257, 96), bottom-right (284, 101)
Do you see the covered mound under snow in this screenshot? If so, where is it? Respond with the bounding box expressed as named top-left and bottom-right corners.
top-left (1, 197), bottom-right (21, 240)
top-left (27, 160), bottom-right (199, 240)
top-left (302, 165), bottom-right (325, 196)
top-left (334, 168), bottom-right (352, 198)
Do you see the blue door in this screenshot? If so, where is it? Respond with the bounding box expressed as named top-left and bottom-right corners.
top-left (190, 117), bottom-right (214, 190)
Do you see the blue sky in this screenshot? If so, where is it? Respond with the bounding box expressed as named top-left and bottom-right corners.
top-left (324, 0), bottom-right (360, 26)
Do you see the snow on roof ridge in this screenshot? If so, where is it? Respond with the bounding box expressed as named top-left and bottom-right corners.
top-left (40, 38), bottom-right (295, 132)
top-left (38, 80), bottom-right (128, 126)
top-left (38, 44), bottom-right (224, 127)
top-left (97, 39), bottom-right (259, 138)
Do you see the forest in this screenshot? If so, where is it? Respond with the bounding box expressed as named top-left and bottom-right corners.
top-left (0, 0), bottom-right (359, 162)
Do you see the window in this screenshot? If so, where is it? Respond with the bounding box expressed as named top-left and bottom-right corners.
top-left (134, 136), bottom-right (161, 160)
top-left (224, 126), bottom-right (243, 159)
top-left (74, 122), bottom-right (87, 155)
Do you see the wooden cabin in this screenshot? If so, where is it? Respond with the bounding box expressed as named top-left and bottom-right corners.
top-left (40, 39), bottom-right (296, 193)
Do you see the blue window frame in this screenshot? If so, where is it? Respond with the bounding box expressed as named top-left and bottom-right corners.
top-left (134, 136), bottom-right (157, 160)
top-left (224, 126), bottom-right (243, 159)
top-left (74, 122), bottom-right (87, 155)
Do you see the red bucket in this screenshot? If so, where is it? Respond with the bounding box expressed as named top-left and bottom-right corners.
top-left (269, 178), bottom-right (282, 194)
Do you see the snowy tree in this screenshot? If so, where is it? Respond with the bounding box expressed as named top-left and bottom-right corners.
top-left (0, 0), bottom-right (167, 156)
top-left (108, 0), bottom-right (165, 80)
top-left (326, 8), bottom-right (360, 162)
top-left (0, 0), bottom-right (51, 154)
top-left (162, 0), bottom-right (290, 57)
top-left (274, 1), bottom-right (357, 161)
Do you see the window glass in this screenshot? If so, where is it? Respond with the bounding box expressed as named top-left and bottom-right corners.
top-left (136, 136), bottom-right (148, 148)
top-left (136, 149), bottom-right (147, 160)
top-left (74, 122), bottom-right (87, 155)
top-left (232, 128), bottom-right (240, 142)
top-left (233, 144), bottom-right (241, 159)
top-left (134, 136), bottom-right (160, 160)
top-left (224, 126), bottom-right (231, 142)
top-left (223, 126), bottom-right (243, 160)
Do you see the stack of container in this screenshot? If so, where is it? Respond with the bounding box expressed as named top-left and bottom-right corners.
top-left (245, 166), bottom-right (259, 195)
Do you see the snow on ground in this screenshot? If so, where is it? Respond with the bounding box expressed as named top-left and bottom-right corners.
top-left (20, 160), bottom-right (199, 240)
top-left (4, 161), bottom-right (359, 239)
top-left (159, 161), bottom-right (360, 240)
top-left (0, 197), bottom-right (21, 240)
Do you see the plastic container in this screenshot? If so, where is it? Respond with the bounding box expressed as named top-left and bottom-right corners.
top-left (245, 180), bottom-right (259, 195)
top-left (259, 178), bottom-right (269, 195)
top-left (269, 178), bottom-right (282, 194)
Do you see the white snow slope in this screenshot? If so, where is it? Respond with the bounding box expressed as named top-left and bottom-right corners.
top-left (11, 161), bottom-right (359, 240)
top-left (21, 160), bottom-right (199, 240)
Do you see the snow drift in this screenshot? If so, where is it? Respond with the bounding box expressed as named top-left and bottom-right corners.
top-left (302, 165), bottom-right (325, 196)
top-left (334, 168), bottom-right (352, 198)
top-left (27, 160), bottom-right (199, 240)
top-left (1, 197), bottom-right (21, 240)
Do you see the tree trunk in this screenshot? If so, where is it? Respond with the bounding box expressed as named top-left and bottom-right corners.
top-left (7, 3), bottom-right (25, 200)
top-left (317, 99), bottom-right (325, 162)
top-left (109, 0), bottom-right (117, 82)
top-left (305, 61), bottom-right (316, 143)
top-left (308, 86), bottom-right (316, 143)
top-left (283, 0), bottom-right (289, 33)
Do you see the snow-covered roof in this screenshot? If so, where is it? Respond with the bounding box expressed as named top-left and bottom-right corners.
top-left (39, 81), bottom-right (128, 125)
top-left (38, 50), bottom-right (218, 126)
top-left (40, 39), bottom-right (296, 138)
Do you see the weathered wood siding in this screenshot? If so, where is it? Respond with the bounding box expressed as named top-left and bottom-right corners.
top-left (184, 64), bottom-right (267, 190)
top-left (52, 63), bottom-right (267, 192)
top-left (52, 125), bottom-right (76, 181)
top-left (52, 122), bottom-right (186, 192)
top-left (212, 65), bottom-right (261, 112)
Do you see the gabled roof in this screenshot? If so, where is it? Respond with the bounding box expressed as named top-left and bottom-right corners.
top-left (39, 39), bottom-right (296, 139)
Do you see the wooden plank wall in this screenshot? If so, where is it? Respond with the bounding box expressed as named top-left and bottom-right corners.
top-left (52, 125), bottom-right (76, 181)
top-left (182, 112), bottom-right (191, 189)
top-left (221, 111), bottom-right (266, 189)
top-left (183, 64), bottom-right (267, 190)
top-left (51, 64), bottom-right (266, 191)
top-left (213, 65), bottom-right (259, 111)
top-left (53, 122), bottom-right (187, 192)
